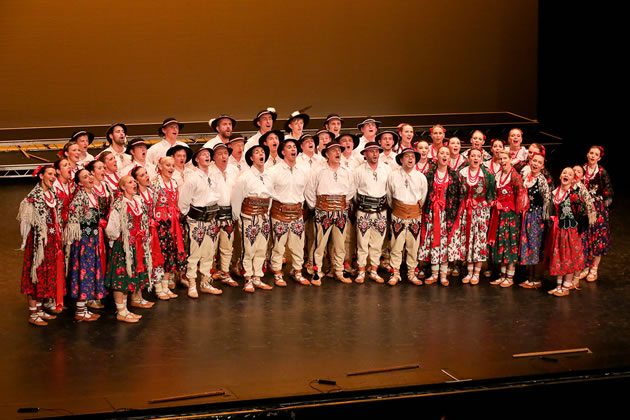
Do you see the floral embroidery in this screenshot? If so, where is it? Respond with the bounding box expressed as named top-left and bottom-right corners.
top-left (291, 218), bottom-right (305, 239)
top-left (273, 220), bottom-right (289, 239)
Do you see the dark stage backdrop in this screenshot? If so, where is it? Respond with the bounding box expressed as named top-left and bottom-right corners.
top-left (0, 0), bottom-right (538, 129)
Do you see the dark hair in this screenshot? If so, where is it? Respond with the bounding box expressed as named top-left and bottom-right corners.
top-left (53, 158), bottom-right (69, 171)
top-left (491, 138), bottom-right (505, 147)
top-left (130, 165), bottom-right (146, 180)
top-left (63, 141), bottom-right (79, 158)
top-left (85, 160), bottom-right (101, 173)
top-left (98, 151), bottom-right (113, 164)
top-left (73, 168), bottom-right (89, 184)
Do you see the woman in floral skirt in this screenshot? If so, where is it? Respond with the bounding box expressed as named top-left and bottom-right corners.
top-left (518, 152), bottom-right (551, 289)
top-left (455, 148), bottom-right (495, 285)
top-left (105, 176), bottom-right (152, 322)
top-left (581, 145), bottom-right (613, 282)
top-left (418, 146), bottom-right (461, 286)
top-left (18, 166), bottom-right (64, 326)
top-left (151, 156), bottom-right (187, 299)
top-left (488, 150), bottom-right (524, 288)
top-left (65, 169), bottom-right (106, 322)
top-left (547, 168), bottom-right (588, 296)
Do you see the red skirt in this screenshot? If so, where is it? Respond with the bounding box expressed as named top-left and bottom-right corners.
top-left (549, 226), bottom-right (584, 276)
top-left (20, 227), bottom-right (64, 299)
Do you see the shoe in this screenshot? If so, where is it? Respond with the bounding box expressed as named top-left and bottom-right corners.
top-left (408, 273), bottom-right (423, 286)
top-left (519, 281), bottom-right (532, 288)
top-left (199, 282), bottom-right (223, 295)
top-left (253, 277), bottom-right (273, 290)
top-left (490, 277), bottom-right (504, 285)
top-left (219, 271), bottom-right (239, 287)
top-left (548, 286), bottom-right (560, 295)
top-left (483, 270), bottom-right (492, 278)
top-left (335, 272), bottom-right (352, 284)
top-left (553, 288), bottom-right (570, 297)
top-left (187, 285), bottom-right (199, 299)
top-left (500, 278), bottom-right (514, 288)
top-left (355, 268), bottom-right (366, 284)
top-left (38, 311), bottom-right (56, 320)
top-left (577, 268), bottom-right (589, 280)
top-left (130, 299), bottom-right (154, 308)
top-left (304, 261), bottom-right (314, 275)
top-left (311, 278), bottom-right (322, 287)
top-left (74, 311), bottom-right (98, 322)
top-left (291, 270), bottom-right (310, 286)
top-left (452, 267), bottom-right (460, 277)
top-left (440, 276), bottom-right (449, 286)
top-left (166, 289), bottom-right (178, 298)
top-left (116, 311), bottom-right (139, 323)
top-left (274, 272), bottom-right (287, 287)
top-left (44, 301), bottom-right (62, 314)
top-left (28, 314), bottom-right (47, 326)
top-left (369, 266), bottom-right (385, 284)
top-left (424, 273), bottom-right (438, 285)
top-left (87, 300), bottom-right (105, 310)
top-left (243, 279), bottom-right (255, 293)
top-left (462, 274), bottom-right (472, 284)
top-left (586, 267), bottom-right (598, 282)
top-left (530, 281), bottom-right (542, 289)
top-left (470, 274), bottom-right (480, 285)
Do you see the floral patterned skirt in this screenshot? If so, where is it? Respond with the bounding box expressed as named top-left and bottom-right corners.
top-left (156, 218), bottom-right (187, 273)
top-left (519, 207), bottom-right (545, 265)
top-left (418, 209), bottom-right (461, 264)
top-left (458, 206), bottom-right (491, 263)
top-left (68, 229), bottom-right (106, 300)
top-left (582, 200), bottom-right (610, 265)
top-left (550, 226), bottom-right (584, 276)
top-left (104, 239), bottom-right (151, 292)
top-left (490, 210), bottom-right (520, 264)
top-left (20, 226), bottom-right (61, 299)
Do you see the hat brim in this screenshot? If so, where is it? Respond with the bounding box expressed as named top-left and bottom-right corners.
top-left (395, 150), bottom-right (421, 166)
top-left (284, 114), bottom-right (310, 132)
top-left (166, 144), bottom-right (192, 163)
top-left (299, 134), bottom-right (318, 149)
top-left (337, 134), bottom-right (360, 150)
top-left (191, 147), bottom-right (213, 167)
top-left (357, 120), bottom-right (382, 130)
top-left (125, 141), bottom-right (148, 154)
top-left (253, 111), bottom-right (278, 127)
top-left (376, 131), bottom-right (400, 148)
top-left (159, 122), bottom-right (184, 137)
top-left (211, 116), bottom-right (237, 132)
top-left (259, 130), bottom-right (285, 146)
top-left (106, 124), bottom-right (127, 144)
top-left (360, 145), bottom-right (383, 156)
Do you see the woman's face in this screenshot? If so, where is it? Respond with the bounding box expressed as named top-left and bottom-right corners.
top-left (40, 168), bottom-right (56, 189)
top-left (491, 141), bottom-right (504, 157)
top-left (121, 178), bottom-right (138, 195)
top-left (587, 147), bottom-right (601, 165)
top-left (65, 144), bottom-right (81, 163)
top-left (56, 159), bottom-right (71, 181)
top-left (448, 137), bottom-right (461, 155)
top-left (468, 149), bottom-right (481, 168)
top-left (527, 144), bottom-right (541, 162)
top-left (400, 125), bottom-right (414, 143)
top-left (104, 154), bottom-right (118, 173)
top-left (135, 167), bottom-right (150, 187)
top-left (160, 159), bottom-right (175, 179)
top-left (470, 131), bottom-right (485, 149)
top-left (90, 161), bottom-right (105, 181)
top-left (530, 154), bottom-right (545, 173)
top-left (508, 129), bottom-right (522, 148)
top-left (416, 141), bottom-right (429, 158)
top-left (431, 127), bottom-right (445, 144)
top-left (573, 165), bottom-right (584, 182)
top-left (499, 153), bottom-right (511, 170)
top-left (560, 167), bottom-right (574, 187)
top-left (437, 146), bottom-right (449, 166)
top-left (78, 170), bottom-right (94, 189)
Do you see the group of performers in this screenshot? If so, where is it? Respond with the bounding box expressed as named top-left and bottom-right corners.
top-left (17, 109), bottom-right (614, 326)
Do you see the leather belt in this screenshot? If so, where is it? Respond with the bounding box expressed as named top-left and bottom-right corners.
top-left (242, 197), bottom-right (270, 216)
top-left (392, 199), bottom-right (421, 219)
top-left (270, 200), bottom-right (303, 222)
top-left (187, 204), bottom-right (218, 222)
top-left (216, 205), bottom-right (232, 220)
top-left (356, 193), bottom-right (387, 213)
top-left (316, 194), bottom-right (346, 211)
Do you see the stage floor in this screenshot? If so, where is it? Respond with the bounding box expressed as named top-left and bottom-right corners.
top-left (1, 180), bottom-right (629, 418)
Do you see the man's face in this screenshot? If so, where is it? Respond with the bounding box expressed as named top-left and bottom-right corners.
top-left (283, 142), bottom-right (298, 163)
top-left (214, 148), bottom-right (229, 166)
top-left (264, 133), bottom-right (280, 153)
top-left (257, 114), bottom-right (274, 133)
top-left (326, 146), bottom-right (341, 164)
top-left (162, 123), bottom-right (179, 140)
top-left (288, 118), bottom-right (304, 133)
top-left (365, 148), bottom-right (380, 165)
top-left (318, 133), bottom-right (332, 149)
top-left (252, 146), bottom-right (266, 167)
top-left (76, 135), bottom-right (90, 152)
top-left (130, 145), bottom-right (147, 163)
top-left (325, 119), bottom-right (342, 136)
top-left (301, 138), bottom-right (315, 155)
top-left (173, 149), bottom-right (187, 166)
top-left (339, 135), bottom-right (354, 152)
top-left (361, 122), bottom-right (377, 137)
top-left (401, 151), bottom-right (416, 170)
top-left (195, 149), bottom-right (211, 169)
top-left (229, 140), bottom-right (244, 157)
top-left (379, 134), bottom-right (395, 151)
top-left (217, 119), bottom-right (233, 138)
top-left (110, 126), bottom-right (126, 146)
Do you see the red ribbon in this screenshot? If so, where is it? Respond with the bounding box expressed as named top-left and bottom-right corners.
top-left (150, 220), bottom-right (164, 267)
top-left (51, 211), bottom-right (65, 310)
top-left (98, 221), bottom-right (107, 277)
top-left (133, 229), bottom-right (146, 273)
top-left (171, 214), bottom-right (185, 254)
top-left (431, 184), bottom-right (446, 247)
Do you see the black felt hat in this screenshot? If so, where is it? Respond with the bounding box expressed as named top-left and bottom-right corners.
top-left (158, 118), bottom-right (184, 137)
top-left (165, 144), bottom-right (192, 163)
top-left (357, 117), bottom-right (381, 130)
top-left (259, 130), bottom-right (285, 146)
top-left (360, 141), bottom-right (383, 156)
top-left (70, 130), bottom-right (95, 145)
top-left (105, 122), bottom-right (127, 144)
top-left (209, 115), bottom-right (237, 132)
top-left (395, 147), bottom-right (421, 166)
top-left (376, 130), bottom-right (400, 148)
top-left (336, 133), bottom-right (360, 150)
top-left (125, 137), bottom-right (148, 154)
top-left (298, 133), bottom-right (318, 149)
top-left (277, 138), bottom-right (302, 160)
top-left (252, 107), bottom-right (277, 128)
top-left (284, 110), bottom-right (310, 132)
top-left (245, 144), bottom-right (270, 166)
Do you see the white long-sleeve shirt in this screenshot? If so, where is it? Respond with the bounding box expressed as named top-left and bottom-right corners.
top-left (296, 152), bottom-right (325, 177)
top-left (354, 161), bottom-right (391, 198)
top-left (209, 164), bottom-right (239, 207)
top-left (244, 131), bottom-right (263, 151)
top-left (505, 146), bottom-right (528, 166)
top-left (203, 135), bottom-right (229, 150)
top-left (386, 167), bottom-right (428, 206)
top-left (178, 167), bottom-right (223, 216)
top-left (341, 153), bottom-right (362, 171)
top-left (231, 166), bottom-right (273, 219)
top-left (267, 161), bottom-right (307, 205)
top-left (228, 154), bottom-right (247, 174)
top-left (304, 164), bottom-right (355, 209)
top-left (379, 151), bottom-right (399, 168)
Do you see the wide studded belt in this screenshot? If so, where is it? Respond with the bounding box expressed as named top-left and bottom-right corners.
top-left (187, 204), bottom-right (219, 222)
top-left (316, 194), bottom-right (346, 212)
top-left (242, 197), bottom-right (270, 216)
top-left (270, 200), bottom-right (303, 222)
top-left (356, 193), bottom-right (387, 213)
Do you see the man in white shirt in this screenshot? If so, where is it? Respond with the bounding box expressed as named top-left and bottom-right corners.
top-left (284, 110), bottom-right (309, 140)
top-left (267, 137), bottom-right (310, 286)
top-left (231, 143), bottom-right (274, 293)
top-left (99, 122), bottom-right (131, 174)
top-left (324, 113), bottom-right (344, 138)
top-left (296, 133), bottom-right (324, 173)
top-left (179, 147), bottom-right (224, 298)
top-left (314, 129), bottom-right (334, 156)
top-left (204, 114), bottom-right (236, 150)
top-left (353, 117), bottom-right (380, 158)
top-left (120, 137), bottom-right (157, 179)
top-left (386, 148), bottom-right (428, 286)
top-left (244, 107), bottom-right (277, 150)
top-left (377, 130), bottom-right (400, 168)
top-left (209, 142), bottom-right (241, 287)
top-left (353, 141), bottom-right (392, 284)
top-left (337, 133), bottom-right (361, 276)
top-left (304, 140), bottom-right (355, 285)
top-left (227, 133), bottom-right (247, 173)
top-left (146, 117), bottom-right (188, 166)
